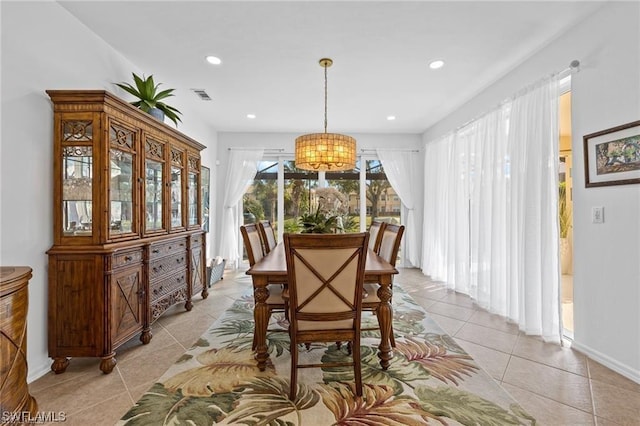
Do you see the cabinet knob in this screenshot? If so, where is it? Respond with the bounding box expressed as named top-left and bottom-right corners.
top-left (124, 256), bottom-right (133, 262)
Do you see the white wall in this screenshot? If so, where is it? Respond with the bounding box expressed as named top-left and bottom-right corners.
top-left (213, 132), bottom-right (422, 255)
top-left (0, 2), bottom-right (217, 381)
top-left (423, 2), bottom-right (640, 382)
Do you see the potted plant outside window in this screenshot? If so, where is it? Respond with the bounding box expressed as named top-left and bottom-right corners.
top-left (115, 73), bottom-right (182, 126)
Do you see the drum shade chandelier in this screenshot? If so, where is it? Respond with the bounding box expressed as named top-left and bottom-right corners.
top-left (295, 58), bottom-right (356, 171)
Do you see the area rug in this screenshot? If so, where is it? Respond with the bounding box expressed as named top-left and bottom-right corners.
top-left (117, 285), bottom-right (536, 425)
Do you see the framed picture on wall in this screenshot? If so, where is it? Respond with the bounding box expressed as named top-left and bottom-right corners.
top-left (201, 166), bottom-right (210, 232)
top-left (583, 120), bottom-right (640, 187)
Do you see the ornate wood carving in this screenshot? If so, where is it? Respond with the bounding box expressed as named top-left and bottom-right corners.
top-left (171, 147), bottom-right (184, 166)
top-left (63, 120), bottom-right (93, 142)
top-left (145, 138), bottom-right (164, 160)
top-left (109, 121), bottom-right (135, 150)
top-left (188, 155), bottom-right (199, 172)
top-left (150, 287), bottom-right (188, 322)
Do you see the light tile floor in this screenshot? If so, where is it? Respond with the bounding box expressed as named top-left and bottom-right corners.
top-left (29, 268), bottom-right (640, 425)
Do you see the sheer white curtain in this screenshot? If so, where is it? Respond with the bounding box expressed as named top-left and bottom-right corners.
top-left (219, 149), bottom-right (264, 268)
top-left (422, 74), bottom-right (561, 342)
top-left (422, 131), bottom-right (472, 291)
top-left (376, 149), bottom-right (421, 267)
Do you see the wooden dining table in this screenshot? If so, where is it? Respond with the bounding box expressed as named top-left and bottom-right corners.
top-left (246, 241), bottom-right (398, 372)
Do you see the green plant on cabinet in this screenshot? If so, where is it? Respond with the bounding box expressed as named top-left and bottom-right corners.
top-left (115, 73), bottom-right (182, 126)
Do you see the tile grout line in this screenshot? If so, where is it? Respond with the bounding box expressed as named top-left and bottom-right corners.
top-left (116, 364), bottom-right (137, 406)
top-left (585, 358), bottom-right (600, 424)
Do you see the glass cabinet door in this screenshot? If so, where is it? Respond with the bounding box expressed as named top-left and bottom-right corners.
top-left (201, 166), bottom-right (210, 232)
top-left (109, 121), bottom-right (137, 238)
top-left (110, 149), bottom-right (134, 235)
top-left (144, 137), bottom-right (166, 234)
top-left (187, 171), bottom-right (198, 227)
top-left (170, 166), bottom-right (182, 228)
top-left (169, 147), bottom-right (185, 231)
top-left (62, 145), bottom-right (93, 236)
top-left (146, 159), bottom-right (164, 231)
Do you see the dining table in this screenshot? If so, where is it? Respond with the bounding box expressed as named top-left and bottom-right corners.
top-left (246, 241), bottom-right (398, 372)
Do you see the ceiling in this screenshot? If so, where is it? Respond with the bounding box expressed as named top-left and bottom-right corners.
top-left (58, 1), bottom-right (603, 134)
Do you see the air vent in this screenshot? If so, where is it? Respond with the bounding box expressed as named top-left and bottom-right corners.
top-left (191, 89), bottom-right (212, 101)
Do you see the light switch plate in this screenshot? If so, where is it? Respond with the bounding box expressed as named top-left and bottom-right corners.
top-left (592, 206), bottom-right (604, 223)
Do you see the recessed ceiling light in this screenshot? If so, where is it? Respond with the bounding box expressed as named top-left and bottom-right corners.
top-left (247, 114), bottom-right (256, 119)
top-left (387, 115), bottom-right (396, 121)
top-left (429, 60), bottom-right (445, 70)
top-left (205, 56), bottom-right (222, 65)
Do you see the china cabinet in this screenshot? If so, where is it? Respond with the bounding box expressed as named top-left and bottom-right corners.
top-left (46, 90), bottom-right (207, 374)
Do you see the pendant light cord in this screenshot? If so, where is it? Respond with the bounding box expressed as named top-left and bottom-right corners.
top-left (323, 62), bottom-right (328, 134)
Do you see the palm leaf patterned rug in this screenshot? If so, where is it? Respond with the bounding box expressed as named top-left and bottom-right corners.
top-left (118, 285), bottom-right (536, 425)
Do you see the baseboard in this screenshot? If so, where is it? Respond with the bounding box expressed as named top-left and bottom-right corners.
top-left (27, 362), bottom-right (52, 384)
top-left (571, 341), bottom-right (640, 385)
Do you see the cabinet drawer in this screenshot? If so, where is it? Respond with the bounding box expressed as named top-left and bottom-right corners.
top-left (148, 253), bottom-right (187, 281)
top-left (112, 249), bottom-right (143, 269)
top-left (148, 238), bottom-right (187, 260)
top-left (150, 269), bottom-right (187, 301)
top-left (190, 233), bottom-right (203, 247)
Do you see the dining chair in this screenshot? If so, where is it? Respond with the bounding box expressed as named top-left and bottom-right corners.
top-left (240, 224), bottom-right (287, 350)
top-left (284, 232), bottom-right (369, 400)
top-left (368, 220), bottom-right (386, 252)
top-left (362, 223), bottom-right (405, 347)
top-left (258, 220), bottom-right (277, 254)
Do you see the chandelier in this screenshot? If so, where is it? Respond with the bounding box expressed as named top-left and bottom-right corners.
top-left (295, 58), bottom-right (356, 171)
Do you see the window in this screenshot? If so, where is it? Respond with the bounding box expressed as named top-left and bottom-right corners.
top-left (365, 159), bottom-right (398, 226)
top-left (240, 156), bottom-right (400, 262)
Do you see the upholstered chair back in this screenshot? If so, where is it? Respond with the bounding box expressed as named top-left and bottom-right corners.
top-left (258, 220), bottom-right (277, 254)
top-left (240, 223), bottom-right (264, 266)
top-left (378, 224), bottom-right (405, 267)
top-left (368, 220), bottom-right (386, 252)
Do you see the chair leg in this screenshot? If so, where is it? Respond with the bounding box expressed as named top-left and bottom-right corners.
top-left (290, 339), bottom-right (299, 401)
top-left (352, 337), bottom-right (363, 397)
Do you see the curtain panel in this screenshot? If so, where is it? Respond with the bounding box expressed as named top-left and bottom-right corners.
top-left (219, 149), bottom-right (264, 268)
top-left (376, 149), bottom-right (422, 267)
top-left (422, 75), bottom-right (561, 342)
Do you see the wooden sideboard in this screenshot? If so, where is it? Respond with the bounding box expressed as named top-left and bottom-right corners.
top-left (46, 90), bottom-right (208, 374)
top-left (0, 267), bottom-right (38, 421)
